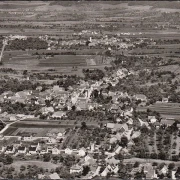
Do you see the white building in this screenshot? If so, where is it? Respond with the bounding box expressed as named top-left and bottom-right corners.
top-left (65, 148), bottom-right (73, 155)
top-left (78, 147), bottom-right (86, 157)
top-left (5, 146), bottom-right (15, 154)
top-left (18, 146), bottom-right (27, 154)
top-left (70, 165), bottom-right (83, 174)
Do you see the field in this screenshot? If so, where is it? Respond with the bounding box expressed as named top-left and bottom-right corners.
top-left (137, 103), bottom-right (180, 119)
top-left (39, 55), bottom-right (88, 67)
top-left (4, 127), bottom-right (66, 137)
top-left (2, 119), bottom-right (106, 136)
top-left (8, 160), bottom-right (60, 173)
top-left (1, 50), bottom-right (108, 76)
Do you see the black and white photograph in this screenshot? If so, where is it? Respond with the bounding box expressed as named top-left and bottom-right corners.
top-left (0, 0), bottom-right (180, 179)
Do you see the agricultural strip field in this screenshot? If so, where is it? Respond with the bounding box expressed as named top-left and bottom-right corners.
top-left (137, 103), bottom-right (180, 119)
top-left (2, 119), bottom-right (106, 136)
top-left (2, 52), bottom-right (100, 68)
top-left (39, 55), bottom-right (88, 67)
top-left (3, 127), bottom-right (65, 137)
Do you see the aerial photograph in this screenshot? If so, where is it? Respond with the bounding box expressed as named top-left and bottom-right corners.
top-left (0, 0), bottom-right (179, 179)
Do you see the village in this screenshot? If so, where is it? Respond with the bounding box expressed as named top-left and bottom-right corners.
top-left (0, 1), bottom-right (180, 179)
top-left (0, 58), bottom-right (180, 179)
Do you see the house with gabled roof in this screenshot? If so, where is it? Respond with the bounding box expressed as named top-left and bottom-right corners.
top-left (5, 145), bottom-right (15, 154)
top-left (116, 118), bottom-right (122, 123)
top-left (70, 164), bottom-right (83, 174)
top-left (127, 139), bottom-right (134, 148)
top-left (78, 147), bottom-right (86, 157)
top-left (106, 156), bottom-right (120, 165)
top-left (138, 118), bottom-right (150, 128)
top-left (52, 111), bottom-right (66, 119)
top-left (107, 164), bottom-right (119, 174)
top-left (159, 164), bottom-right (168, 175)
top-left (65, 148), bottom-right (73, 155)
top-left (144, 163), bottom-right (158, 179)
top-left (131, 165), bottom-right (143, 176)
top-left (84, 155), bottom-right (96, 166)
top-left (29, 146), bottom-right (37, 155)
top-left (131, 131), bottom-right (141, 139)
top-left (49, 172), bottom-right (61, 179)
top-left (171, 170), bottom-right (177, 180)
top-left (112, 123), bottom-right (128, 133)
top-left (40, 147), bottom-right (48, 155)
top-left (52, 147), bottom-right (60, 155)
top-left (134, 94), bottom-right (147, 102)
top-left (101, 166), bottom-right (111, 177)
top-left (18, 146), bottom-right (27, 154)
top-left (114, 145), bottom-right (122, 154)
top-left (76, 99), bottom-right (88, 111)
top-left (106, 123), bottom-right (115, 129)
top-left (110, 137), bottom-right (118, 144)
top-left (84, 154), bottom-right (94, 162)
top-left (0, 146), bottom-right (6, 154)
top-left (41, 106), bottom-right (54, 115)
top-left (127, 118), bottom-right (133, 125)
top-left (28, 142), bottom-right (40, 154)
top-left (148, 116), bottom-right (157, 123)
top-left (110, 104), bottom-right (119, 113)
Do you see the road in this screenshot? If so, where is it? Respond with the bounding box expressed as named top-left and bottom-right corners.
top-left (0, 119), bottom-right (21, 135)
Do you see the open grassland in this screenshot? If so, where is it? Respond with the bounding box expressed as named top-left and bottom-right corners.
top-left (8, 161), bottom-right (60, 173)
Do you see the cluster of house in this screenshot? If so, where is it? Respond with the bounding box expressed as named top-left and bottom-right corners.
top-left (73, 30), bottom-right (100, 36)
top-left (129, 163), bottom-right (177, 179)
top-left (38, 144), bottom-right (178, 179)
top-left (58, 31), bottom-right (152, 50)
top-left (37, 162), bottom-right (178, 179)
top-left (0, 63), bottom-right (169, 123)
top-left (0, 131), bottom-right (95, 157)
top-left (0, 142), bottom-right (92, 157)
top-left (1, 142), bottom-right (41, 155)
top-left (8, 34), bottom-right (27, 40)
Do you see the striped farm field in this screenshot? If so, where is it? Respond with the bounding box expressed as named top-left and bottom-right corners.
top-left (39, 55), bottom-right (88, 67)
top-left (137, 102), bottom-right (180, 116)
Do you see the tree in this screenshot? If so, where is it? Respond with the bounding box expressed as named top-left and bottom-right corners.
top-left (43, 153), bottom-right (51, 162)
top-left (55, 167), bottom-right (62, 174)
top-left (158, 173), bottom-right (164, 179)
top-left (168, 163), bottom-right (175, 170)
top-left (175, 167), bottom-right (180, 178)
top-left (152, 162), bottom-right (158, 166)
top-left (72, 105), bottom-right (76, 111)
top-left (4, 155), bottom-right (13, 165)
top-left (20, 165), bottom-right (26, 171)
top-left (18, 172), bottom-right (25, 178)
top-left (134, 170), bottom-right (145, 179)
top-left (23, 70), bottom-right (28, 76)
top-left (133, 161), bottom-right (139, 168)
top-left (52, 156), bottom-right (59, 163)
top-left (120, 136), bottom-right (128, 147)
top-left (82, 166), bottom-right (90, 176)
top-left (150, 153), bottom-right (158, 159)
top-left (172, 155), bottom-right (179, 161)
top-left (158, 151), bottom-right (166, 160)
top-left (105, 50), bottom-right (111, 57)
top-left (81, 122), bottom-right (87, 129)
